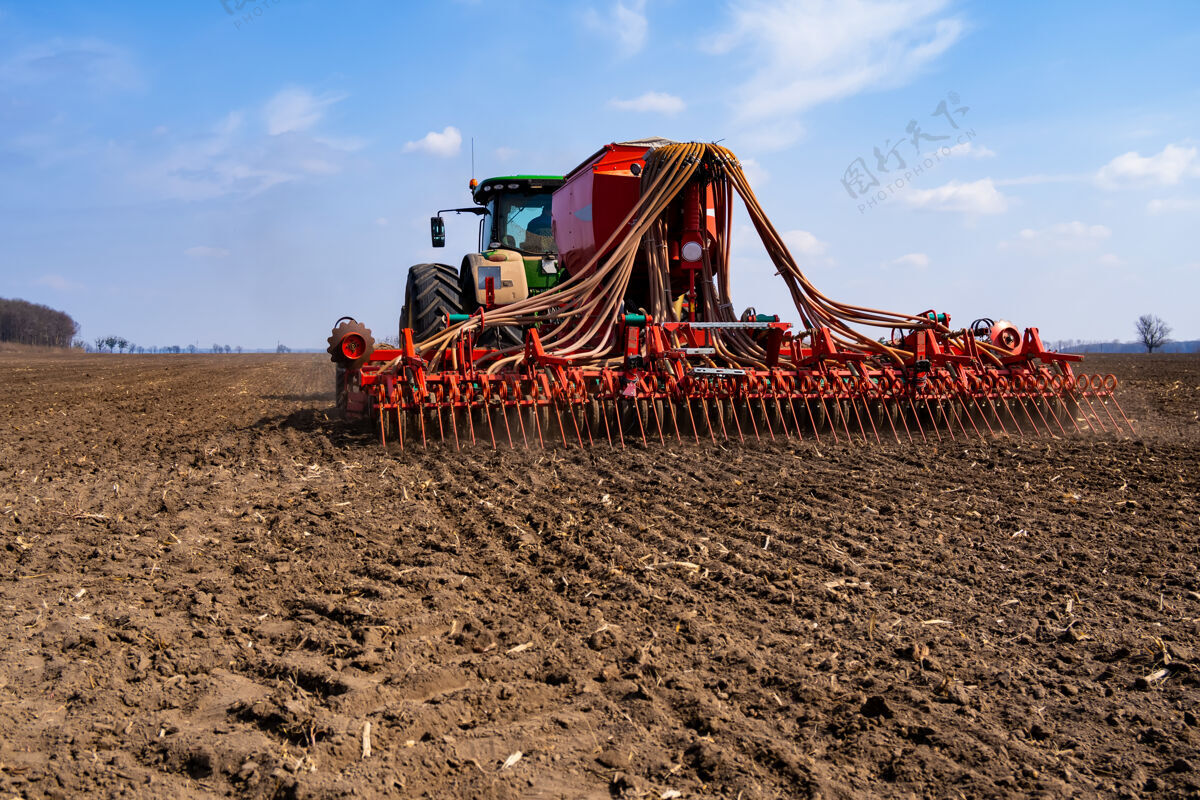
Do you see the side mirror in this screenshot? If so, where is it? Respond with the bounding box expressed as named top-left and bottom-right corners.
top-left (430, 216), bottom-right (446, 248)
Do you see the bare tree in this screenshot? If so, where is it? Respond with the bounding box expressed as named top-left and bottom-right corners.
top-left (1135, 314), bottom-right (1171, 353)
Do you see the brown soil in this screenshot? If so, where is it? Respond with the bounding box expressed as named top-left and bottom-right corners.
top-left (1, 353), bottom-right (1197, 799)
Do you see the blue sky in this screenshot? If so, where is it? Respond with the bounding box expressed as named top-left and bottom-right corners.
top-left (1, 0), bottom-right (1197, 349)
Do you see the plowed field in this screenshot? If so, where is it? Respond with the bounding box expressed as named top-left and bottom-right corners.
top-left (1, 353), bottom-right (1197, 799)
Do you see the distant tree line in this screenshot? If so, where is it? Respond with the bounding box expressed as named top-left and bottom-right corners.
top-left (1050, 338), bottom-right (1198, 354)
top-left (0, 297), bottom-right (79, 347)
top-left (87, 341), bottom-right (246, 354)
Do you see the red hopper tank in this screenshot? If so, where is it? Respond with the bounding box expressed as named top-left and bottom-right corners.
top-left (552, 139), bottom-right (672, 276)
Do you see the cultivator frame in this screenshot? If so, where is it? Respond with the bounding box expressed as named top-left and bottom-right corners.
top-left (330, 139), bottom-right (1132, 449)
top-left (338, 315), bottom-right (1131, 450)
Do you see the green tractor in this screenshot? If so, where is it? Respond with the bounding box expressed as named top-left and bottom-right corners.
top-left (400, 175), bottom-right (567, 345)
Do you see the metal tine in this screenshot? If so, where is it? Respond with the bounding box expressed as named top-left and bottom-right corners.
top-left (983, 394), bottom-right (1009, 437)
top-left (557, 399), bottom-right (577, 447)
top-left (600, 398), bottom-right (614, 448)
top-left (728, 398), bottom-right (746, 443)
top-left (954, 393), bottom-right (982, 439)
top-left (571, 402), bottom-right (590, 448)
top-left (1048, 389), bottom-right (1081, 435)
top-left (832, 395), bottom-right (853, 443)
top-left (466, 404), bottom-right (476, 447)
top-left (759, 396), bottom-right (776, 441)
top-left (894, 399), bottom-right (914, 442)
top-left (650, 399), bottom-right (666, 445)
top-left (378, 407), bottom-right (387, 449)
top-left (1066, 386), bottom-right (1099, 434)
top-left (1096, 393), bottom-right (1124, 434)
top-left (699, 397), bottom-right (716, 442)
top-left (553, 400), bottom-right (570, 447)
top-left (1017, 392), bottom-right (1050, 436)
top-left (879, 399), bottom-right (901, 444)
top-left (613, 397), bottom-right (627, 448)
top-left (1037, 388), bottom-right (1069, 436)
top-left (743, 398), bottom-right (761, 441)
top-left (670, 399), bottom-right (683, 443)
top-left (846, 395), bottom-right (868, 443)
top-left (858, 396), bottom-right (881, 444)
top-left (936, 397), bottom-right (957, 441)
top-left (922, 398), bottom-right (943, 441)
top-left (1079, 393), bottom-right (1103, 433)
top-left (1022, 388), bottom-right (1051, 434)
top-left (515, 398), bottom-right (529, 448)
top-left (714, 397), bottom-right (732, 442)
top-left (498, 400), bottom-right (513, 449)
top-left (998, 395), bottom-right (1023, 437)
top-left (1017, 391), bottom-right (1046, 434)
top-left (821, 397), bottom-right (840, 443)
top-left (686, 398), bottom-right (701, 443)
top-left (435, 400), bottom-right (446, 445)
top-left (907, 397), bottom-right (927, 442)
top-left (784, 396), bottom-right (803, 442)
top-left (968, 393), bottom-right (995, 437)
top-left (942, 396), bottom-right (967, 439)
top-left (1109, 393), bottom-right (1136, 435)
top-left (633, 399), bottom-right (649, 447)
top-left (804, 397), bottom-right (822, 443)
top-left (418, 405), bottom-right (428, 448)
top-left (831, 386), bottom-right (853, 443)
top-left (531, 398), bottom-right (545, 448)
top-left (449, 401), bottom-right (461, 449)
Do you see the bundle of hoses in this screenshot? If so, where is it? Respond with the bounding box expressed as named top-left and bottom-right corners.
top-left (397, 142), bottom-right (1009, 375)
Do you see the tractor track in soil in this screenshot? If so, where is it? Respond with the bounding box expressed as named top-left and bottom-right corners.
top-left (0, 352), bottom-right (1197, 799)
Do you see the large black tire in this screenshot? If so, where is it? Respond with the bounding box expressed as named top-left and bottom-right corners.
top-left (401, 263), bottom-right (461, 342)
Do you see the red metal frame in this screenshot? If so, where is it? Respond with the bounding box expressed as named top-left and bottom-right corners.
top-left (339, 318), bottom-right (1130, 450)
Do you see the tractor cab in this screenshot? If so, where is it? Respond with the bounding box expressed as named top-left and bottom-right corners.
top-left (471, 176), bottom-right (563, 256)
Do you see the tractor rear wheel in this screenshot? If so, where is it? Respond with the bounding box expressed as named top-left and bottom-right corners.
top-left (401, 263), bottom-right (461, 342)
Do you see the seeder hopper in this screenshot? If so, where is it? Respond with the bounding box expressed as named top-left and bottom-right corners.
top-left (328, 139), bottom-right (1131, 448)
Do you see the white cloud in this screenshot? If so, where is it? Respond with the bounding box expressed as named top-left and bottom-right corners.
top-left (739, 119), bottom-right (806, 152)
top-left (1019, 221), bottom-right (1110, 242)
top-left (1098, 253), bottom-right (1123, 267)
top-left (403, 126), bottom-right (463, 158)
top-left (494, 146), bottom-right (518, 161)
top-left (1000, 221), bottom-right (1111, 252)
top-left (36, 274), bottom-right (83, 291)
top-left (185, 246), bottom-right (230, 258)
top-left (374, 217), bottom-right (389, 227)
top-left (585, 0), bottom-right (649, 57)
top-left (1147, 196), bottom-right (1200, 215)
top-left (890, 252), bottom-right (929, 269)
top-left (994, 173), bottom-right (1087, 187)
top-left (710, 0), bottom-right (963, 129)
top-left (1095, 143), bottom-right (1199, 188)
top-left (903, 178), bottom-right (1008, 214)
top-left (263, 87), bottom-right (342, 136)
top-left (0, 37), bottom-right (140, 92)
top-left (739, 157), bottom-right (769, 187)
top-left (945, 141), bottom-right (995, 158)
top-left (299, 158), bottom-right (338, 175)
top-left (782, 229), bottom-right (827, 257)
top-left (608, 91), bottom-right (685, 114)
